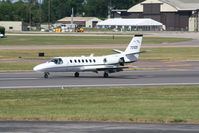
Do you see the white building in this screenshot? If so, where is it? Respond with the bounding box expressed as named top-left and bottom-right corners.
top-left (97, 18), bottom-right (164, 31)
top-left (0, 21), bottom-right (27, 31)
top-left (57, 17), bottom-right (102, 28)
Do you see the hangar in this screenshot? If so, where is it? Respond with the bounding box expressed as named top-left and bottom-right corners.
top-left (57, 17), bottom-right (102, 28)
top-left (112, 0), bottom-right (199, 31)
top-left (97, 18), bottom-right (164, 31)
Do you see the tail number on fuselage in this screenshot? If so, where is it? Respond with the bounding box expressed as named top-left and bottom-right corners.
top-left (130, 46), bottom-right (138, 50)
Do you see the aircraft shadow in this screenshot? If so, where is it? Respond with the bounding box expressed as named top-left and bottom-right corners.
top-left (42, 74), bottom-right (146, 80)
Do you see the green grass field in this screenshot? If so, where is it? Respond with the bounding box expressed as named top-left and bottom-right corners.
top-left (1, 47), bottom-right (199, 71)
top-left (1, 47), bottom-right (199, 60)
top-left (0, 36), bottom-right (190, 46)
top-left (0, 35), bottom-right (196, 71)
top-left (0, 86), bottom-right (199, 123)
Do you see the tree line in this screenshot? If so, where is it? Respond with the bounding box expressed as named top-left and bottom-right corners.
top-left (0, 0), bottom-right (143, 24)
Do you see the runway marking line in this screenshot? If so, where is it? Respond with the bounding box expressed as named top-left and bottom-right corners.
top-left (0, 78), bottom-right (39, 81)
top-left (1, 82), bottom-right (199, 89)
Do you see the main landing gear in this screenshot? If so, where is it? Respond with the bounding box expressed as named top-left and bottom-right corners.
top-left (74, 72), bottom-right (79, 77)
top-left (103, 72), bottom-right (109, 78)
top-left (44, 72), bottom-right (50, 78)
top-left (43, 72), bottom-right (109, 78)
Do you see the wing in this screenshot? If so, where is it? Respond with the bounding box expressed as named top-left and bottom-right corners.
top-left (82, 65), bottom-right (128, 73)
top-left (96, 66), bottom-right (128, 71)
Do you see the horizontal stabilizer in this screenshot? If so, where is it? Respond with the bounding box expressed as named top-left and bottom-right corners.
top-left (112, 49), bottom-right (123, 54)
top-left (126, 50), bottom-right (147, 55)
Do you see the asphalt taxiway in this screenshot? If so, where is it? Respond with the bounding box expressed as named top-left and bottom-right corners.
top-left (1, 121), bottom-right (199, 133)
top-left (0, 70), bottom-right (199, 89)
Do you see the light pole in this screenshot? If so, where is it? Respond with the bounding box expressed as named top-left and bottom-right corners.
top-left (48, 0), bottom-right (51, 30)
top-left (29, 2), bottom-right (32, 31)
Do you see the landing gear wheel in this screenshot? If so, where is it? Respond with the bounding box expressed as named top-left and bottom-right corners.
top-left (74, 72), bottom-right (79, 77)
top-left (44, 72), bottom-right (49, 79)
top-left (103, 72), bottom-right (109, 78)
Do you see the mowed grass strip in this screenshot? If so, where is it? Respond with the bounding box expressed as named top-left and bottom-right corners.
top-left (0, 62), bottom-right (37, 71)
top-left (1, 47), bottom-right (199, 60)
top-left (0, 49), bottom-right (112, 59)
top-left (0, 86), bottom-right (199, 123)
top-left (1, 47), bottom-right (199, 71)
top-left (0, 36), bottom-right (190, 46)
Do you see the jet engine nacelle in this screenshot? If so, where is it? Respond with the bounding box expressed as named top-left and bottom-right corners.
top-left (104, 57), bottom-right (125, 66)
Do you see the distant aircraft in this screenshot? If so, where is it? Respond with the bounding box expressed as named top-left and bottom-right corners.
top-left (33, 35), bottom-right (143, 78)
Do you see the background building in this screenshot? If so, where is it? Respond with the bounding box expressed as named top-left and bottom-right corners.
top-left (57, 17), bottom-right (102, 28)
top-left (0, 21), bottom-right (27, 31)
top-left (112, 0), bottom-right (199, 31)
top-left (97, 18), bottom-right (164, 31)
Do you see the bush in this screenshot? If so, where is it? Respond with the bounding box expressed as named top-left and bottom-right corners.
top-left (0, 26), bottom-right (5, 36)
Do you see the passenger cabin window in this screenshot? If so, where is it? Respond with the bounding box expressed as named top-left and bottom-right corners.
top-left (75, 60), bottom-right (77, 63)
top-left (49, 58), bottom-right (63, 64)
top-left (93, 59), bottom-right (96, 63)
top-left (89, 59), bottom-right (92, 63)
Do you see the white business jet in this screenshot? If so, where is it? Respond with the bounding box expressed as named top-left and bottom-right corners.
top-left (33, 35), bottom-right (143, 78)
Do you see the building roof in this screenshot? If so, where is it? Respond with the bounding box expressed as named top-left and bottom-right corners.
top-left (58, 17), bottom-right (100, 22)
top-left (128, 0), bottom-right (199, 12)
top-left (160, 0), bottom-right (199, 10)
top-left (97, 18), bottom-right (163, 26)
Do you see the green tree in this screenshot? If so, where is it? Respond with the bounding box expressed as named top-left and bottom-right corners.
top-left (12, 1), bottom-right (28, 21)
top-left (42, 0), bottom-right (84, 23)
top-left (84, 0), bottom-right (108, 18)
top-left (0, 1), bottom-right (14, 21)
top-left (111, 0), bottom-right (144, 9)
top-left (0, 26), bottom-right (5, 36)
top-left (84, 0), bottom-right (144, 18)
top-left (0, 0), bottom-right (144, 23)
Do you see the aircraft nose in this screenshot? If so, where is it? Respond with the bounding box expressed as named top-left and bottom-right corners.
top-left (33, 64), bottom-right (43, 72)
top-left (33, 65), bottom-right (40, 72)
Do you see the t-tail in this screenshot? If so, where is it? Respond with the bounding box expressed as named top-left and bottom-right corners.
top-left (124, 34), bottom-right (143, 61)
top-left (125, 35), bottom-right (143, 55)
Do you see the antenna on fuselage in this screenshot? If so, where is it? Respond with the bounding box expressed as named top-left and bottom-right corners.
top-left (90, 53), bottom-right (94, 57)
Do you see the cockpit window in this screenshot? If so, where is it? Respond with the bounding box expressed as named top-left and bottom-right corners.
top-left (49, 58), bottom-right (63, 64)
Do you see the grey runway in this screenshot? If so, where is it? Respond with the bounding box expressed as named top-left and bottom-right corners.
top-left (0, 121), bottom-right (199, 133)
top-left (0, 70), bottom-right (199, 89)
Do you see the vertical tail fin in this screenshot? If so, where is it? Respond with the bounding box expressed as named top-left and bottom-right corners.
top-left (125, 35), bottom-right (143, 54)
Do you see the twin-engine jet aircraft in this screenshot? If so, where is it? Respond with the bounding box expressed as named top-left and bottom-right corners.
top-left (33, 35), bottom-right (143, 78)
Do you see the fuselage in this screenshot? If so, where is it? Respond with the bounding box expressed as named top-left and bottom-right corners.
top-left (33, 35), bottom-right (143, 78)
top-left (33, 53), bottom-right (137, 73)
